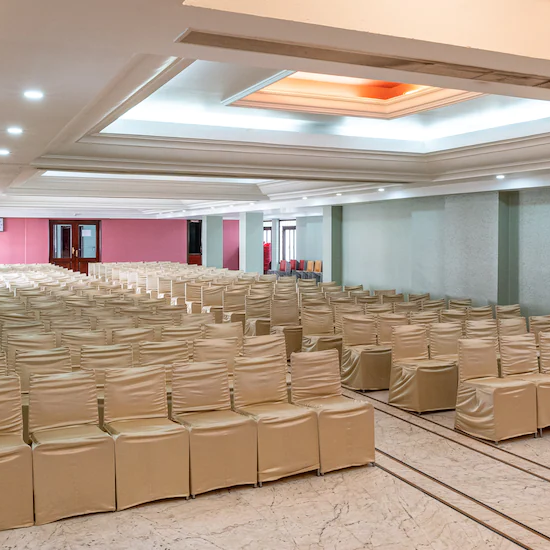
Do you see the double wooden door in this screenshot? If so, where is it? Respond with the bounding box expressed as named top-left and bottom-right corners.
top-left (49, 220), bottom-right (100, 274)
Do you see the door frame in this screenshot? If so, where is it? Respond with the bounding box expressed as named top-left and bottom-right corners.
top-left (49, 219), bottom-right (101, 273)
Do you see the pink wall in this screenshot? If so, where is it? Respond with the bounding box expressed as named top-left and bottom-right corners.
top-left (101, 219), bottom-right (187, 263)
top-left (223, 220), bottom-right (239, 270)
top-left (0, 218), bottom-right (49, 264)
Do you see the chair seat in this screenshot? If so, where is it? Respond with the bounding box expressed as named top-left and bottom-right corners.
top-left (175, 409), bottom-right (250, 428)
top-left (467, 376), bottom-right (534, 390)
top-left (430, 353), bottom-right (458, 363)
top-left (107, 417), bottom-right (184, 436)
top-left (299, 395), bottom-right (369, 413)
top-left (0, 433), bottom-right (28, 452)
top-left (509, 373), bottom-right (550, 385)
top-left (32, 424), bottom-right (109, 444)
top-left (396, 358), bottom-right (455, 369)
top-left (240, 402), bottom-right (315, 423)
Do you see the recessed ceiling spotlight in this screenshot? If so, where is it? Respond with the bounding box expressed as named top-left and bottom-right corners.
top-left (378, 188), bottom-right (385, 192)
top-left (7, 127), bottom-right (23, 135)
top-left (302, 196), bottom-right (308, 200)
top-left (336, 193), bottom-right (342, 196)
top-left (496, 175), bottom-right (505, 180)
top-left (229, 204), bottom-right (234, 208)
top-left (23, 90), bottom-right (44, 100)
top-left (249, 202), bottom-right (254, 206)
top-left (0, 149), bottom-right (10, 156)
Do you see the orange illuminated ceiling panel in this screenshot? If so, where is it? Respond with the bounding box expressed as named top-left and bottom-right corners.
top-left (229, 71), bottom-right (482, 119)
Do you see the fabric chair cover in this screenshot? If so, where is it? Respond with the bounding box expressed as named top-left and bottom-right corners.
top-left (334, 304), bottom-right (363, 334)
top-left (422, 299), bottom-right (446, 311)
top-left (449, 298), bottom-right (472, 309)
top-left (243, 333), bottom-right (287, 360)
top-left (95, 317), bottom-right (135, 344)
top-left (0, 350), bottom-right (6, 375)
top-left (61, 329), bottom-right (107, 368)
top-left (496, 304), bottom-right (522, 319)
top-left (139, 340), bottom-right (189, 382)
top-left (539, 332), bottom-right (550, 374)
top-left (80, 344), bottom-right (133, 386)
top-left (193, 337), bottom-right (240, 374)
top-left (498, 317), bottom-right (527, 337)
top-left (468, 306), bottom-right (494, 320)
top-left (466, 320), bottom-right (499, 351)
top-left (429, 322), bottom-right (462, 361)
top-left (50, 317), bottom-right (91, 345)
top-left (381, 293), bottom-right (405, 304)
top-left (455, 339), bottom-right (537, 442)
top-left (204, 322), bottom-right (244, 352)
top-left (389, 325), bottom-right (457, 412)
top-left (113, 327), bottom-right (155, 362)
top-left (340, 315), bottom-right (391, 390)
top-left (29, 371), bottom-right (115, 525)
top-left (233, 355), bottom-right (319, 483)
top-left (374, 289), bottom-right (396, 296)
top-left (393, 302), bottom-right (420, 315)
top-left (171, 362), bottom-right (257, 496)
top-left (271, 298), bottom-right (299, 327)
top-left (137, 315), bottom-right (173, 340)
top-left (529, 316), bottom-right (550, 344)
top-left (409, 292), bottom-right (430, 303)
top-left (290, 349), bottom-right (374, 472)
top-left (356, 295), bottom-right (381, 305)
top-left (15, 347), bottom-right (72, 392)
top-left (409, 311), bottom-right (440, 337)
top-left (0, 376), bottom-right (33, 530)
top-left (270, 325), bottom-right (302, 359)
top-left (181, 312), bottom-right (215, 327)
top-left (377, 314), bottom-right (408, 345)
top-left (244, 295), bottom-right (271, 336)
top-left (7, 332), bottom-right (57, 373)
top-left (103, 366), bottom-right (189, 509)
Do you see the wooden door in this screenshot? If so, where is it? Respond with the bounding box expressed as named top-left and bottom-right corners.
top-left (49, 220), bottom-right (101, 274)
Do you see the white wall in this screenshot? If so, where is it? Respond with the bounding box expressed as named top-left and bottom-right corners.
top-left (296, 216), bottom-right (323, 260)
top-left (342, 192), bottom-right (499, 304)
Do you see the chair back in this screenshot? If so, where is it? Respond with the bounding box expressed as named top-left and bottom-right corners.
top-left (496, 304), bottom-right (521, 319)
top-left (378, 313), bottom-right (408, 345)
top-left (271, 297), bottom-right (299, 327)
top-left (139, 340), bottom-right (190, 367)
top-left (15, 347), bottom-right (72, 392)
top-left (61, 329), bottom-right (107, 367)
top-left (80, 344), bottom-right (133, 386)
top-left (290, 349), bottom-right (341, 404)
top-left (243, 334), bottom-right (286, 359)
top-left (7, 332), bottom-right (56, 372)
top-left (302, 306), bottom-right (333, 336)
top-left (499, 334), bottom-right (538, 376)
top-left (458, 338), bottom-right (498, 382)
top-left (233, 355), bottom-right (288, 408)
top-left (391, 325), bottom-right (429, 362)
top-left (29, 371), bottom-right (98, 433)
top-left (498, 317), bottom-right (527, 337)
top-left (171, 361), bottom-right (231, 415)
top-left (429, 323), bottom-right (462, 359)
top-left (539, 332), bottom-right (550, 374)
top-left (204, 322), bottom-right (243, 350)
top-left (0, 376), bottom-right (24, 434)
top-left (342, 315), bottom-right (376, 347)
top-left (468, 306), bottom-right (493, 320)
top-left (193, 337), bottom-right (239, 374)
top-left (103, 366), bottom-right (167, 424)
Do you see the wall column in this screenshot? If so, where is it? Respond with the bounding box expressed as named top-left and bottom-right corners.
top-left (239, 211), bottom-right (264, 274)
top-left (202, 215), bottom-right (223, 268)
top-left (497, 191), bottom-right (520, 305)
top-left (271, 218), bottom-right (280, 268)
top-left (322, 206), bottom-right (342, 285)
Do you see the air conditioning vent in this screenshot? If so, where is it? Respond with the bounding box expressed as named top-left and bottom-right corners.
top-left (177, 30), bottom-right (550, 89)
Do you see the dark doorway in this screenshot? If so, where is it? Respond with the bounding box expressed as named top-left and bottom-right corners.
top-left (187, 219), bottom-right (202, 265)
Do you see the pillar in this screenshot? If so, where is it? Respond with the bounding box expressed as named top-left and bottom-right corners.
top-left (322, 206), bottom-right (342, 285)
top-left (202, 215), bottom-right (223, 268)
top-left (497, 191), bottom-right (519, 305)
top-left (239, 211), bottom-right (264, 274)
top-left (271, 218), bottom-right (280, 268)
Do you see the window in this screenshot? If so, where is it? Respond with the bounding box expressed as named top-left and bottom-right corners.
top-left (280, 220), bottom-right (296, 261)
top-left (263, 223), bottom-right (272, 245)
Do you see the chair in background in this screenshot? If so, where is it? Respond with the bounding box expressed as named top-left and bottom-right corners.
top-left (243, 334), bottom-right (287, 361)
top-left (377, 313), bottom-right (409, 345)
top-left (455, 338), bottom-right (537, 442)
top-left (61, 329), bottom-right (107, 369)
top-left (290, 349), bottom-right (374, 473)
top-left (103, 366), bottom-right (189, 510)
top-left (301, 306), bottom-right (342, 361)
top-left (112, 327), bottom-right (156, 363)
top-left (244, 295), bottom-right (271, 337)
top-left (465, 319), bottom-right (499, 351)
top-left (80, 344), bottom-right (133, 387)
top-left (204, 322), bottom-right (244, 353)
top-left (389, 325), bottom-right (457, 413)
top-left (499, 334), bottom-right (550, 434)
top-left (193, 337), bottom-right (240, 376)
top-left (270, 296), bottom-right (302, 359)
top-left (449, 298), bottom-right (472, 310)
top-left (341, 315), bottom-right (391, 390)
top-left (7, 332), bottom-right (57, 373)
top-left (468, 306), bottom-right (493, 320)
top-left (428, 323), bottom-right (463, 363)
top-left (171, 361), bottom-right (257, 497)
top-left (496, 304), bottom-right (521, 319)
top-left (233, 355), bottom-right (319, 484)
top-left (422, 299), bottom-right (446, 311)
top-left (15, 347), bottom-right (72, 392)
top-left (529, 315), bottom-right (550, 344)
top-left (0, 376), bottom-right (33, 530)
top-left (498, 317), bottom-right (527, 337)
top-left (29, 371), bottom-right (115, 525)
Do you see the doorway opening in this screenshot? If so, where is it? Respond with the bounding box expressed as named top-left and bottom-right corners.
top-left (187, 219), bottom-right (202, 265)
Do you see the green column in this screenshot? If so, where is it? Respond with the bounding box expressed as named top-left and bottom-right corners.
top-left (497, 191), bottom-right (519, 305)
top-left (239, 211), bottom-right (264, 274)
top-left (322, 205), bottom-right (342, 285)
top-left (202, 215), bottom-right (223, 269)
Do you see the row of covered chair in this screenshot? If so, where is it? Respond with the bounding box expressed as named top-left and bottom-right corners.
top-left (0, 349), bottom-right (373, 530)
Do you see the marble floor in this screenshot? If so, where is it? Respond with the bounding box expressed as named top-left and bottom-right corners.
top-left (5, 390), bottom-right (550, 549)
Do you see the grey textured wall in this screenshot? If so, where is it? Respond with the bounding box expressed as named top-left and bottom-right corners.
top-left (342, 192), bottom-right (499, 304)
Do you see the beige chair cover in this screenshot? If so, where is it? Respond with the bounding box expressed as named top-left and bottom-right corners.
top-left (139, 340), bottom-right (189, 382)
top-left (389, 325), bottom-right (457, 412)
top-left (80, 344), bottom-right (133, 386)
top-left (193, 337), bottom-right (240, 374)
top-left (468, 306), bottom-right (494, 320)
top-left (455, 339), bottom-right (537, 442)
top-left (429, 322), bottom-right (462, 361)
top-left (529, 316), bottom-right (550, 344)
top-left (422, 299), bottom-right (446, 311)
top-left (409, 311), bottom-right (440, 337)
top-left (271, 298), bottom-right (299, 327)
top-left (302, 307), bottom-right (333, 336)
top-left (374, 289), bottom-right (396, 296)
top-left (137, 315), bottom-right (173, 340)
top-left (440, 309), bottom-right (467, 328)
top-left (501, 334), bottom-right (550, 429)
top-left (0, 376), bottom-right (33, 530)
top-left (244, 295), bottom-right (271, 336)
top-left (449, 298), bottom-right (472, 309)
top-left (409, 292), bottom-right (430, 303)
top-left (393, 302), bottom-right (420, 315)
top-left (270, 325), bottom-right (303, 359)
top-left (233, 355), bottom-right (319, 483)
top-left (181, 312), bottom-right (215, 327)
top-left (7, 331), bottom-right (57, 373)
top-left (0, 350), bottom-right (6, 375)
top-left (243, 333), bottom-right (286, 360)
top-left (15, 347), bottom-right (72, 392)
top-left (50, 317), bottom-right (91, 345)
top-left (377, 313), bottom-right (408, 345)
top-left (498, 317), bottom-right (527, 337)
top-left (381, 293), bottom-right (404, 304)
top-left (113, 327), bottom-right (155, 362)
top-left (204, 322), bottom-right (244, 351)
top-left (290, 349), bottom-right (374, 473)
top-left (61, 329), bottom-right (107, 368)
top-left (171, 362), bottom-right (257, 496)
top-left (496, 304), bottom-right (521, 319)
top-left (29, 371), bottom-right (115, 525)
top-left (95, 317), bottom-right (135, 343)
top-left (466, 320), bottom-right (499, 351)
top-left (539, 332), bottom-right (550, 374)
top-left (103, 366), bottom-right (189, 509)
top-left (334, 304), bottom-right (364, 334)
